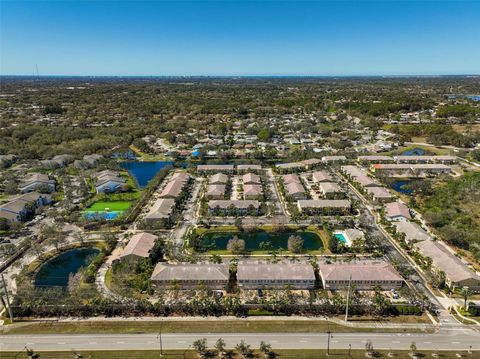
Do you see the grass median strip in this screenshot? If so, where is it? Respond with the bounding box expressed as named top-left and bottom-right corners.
top-left (2, 319), bottom-right (433, 335)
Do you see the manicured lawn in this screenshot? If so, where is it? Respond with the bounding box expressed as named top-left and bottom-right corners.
top-left (3, 349), bottom-right (472, 358)
top-left (1, 319), bottom-right (432, 335)
top-left (86, 201), bottom-right (132, 212)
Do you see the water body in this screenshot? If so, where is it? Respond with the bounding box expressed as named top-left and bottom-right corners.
top-left (389, 180), bottom-right (413, 195)
top-left (35, 247), bottom-right (101, 287)
top-left (120, 161), bottom-right (173, 188)
top-left (84, 211), bottom-right (122, 220)
top-left (448, 95), bottom-right (480, 102)
top-left (200, 231), bottom-right (323, 251)
top-left (401, 147), bottom-right (428, 156)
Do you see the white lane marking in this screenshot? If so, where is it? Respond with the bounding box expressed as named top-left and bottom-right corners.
top-left (299, 340), bottom-right (308, 343)
top-left (452, 342), bottom-right (460, 344)
top-left (89, 342), bottom-right (97, 345)
top-left (392, 341), bottom-right (400, 344)
top-left (26, 342), bottom-right (35, 345)
top-left (178, 340), bottom-right (186, 343)
top-left (116, 341), bottom-right (125, 344)
top-left (331, 340), bottom-right (338, 343)
top-left (424, 341), bottom-right (432, 344)
top-left (57, 342), bottom-right (66, 345)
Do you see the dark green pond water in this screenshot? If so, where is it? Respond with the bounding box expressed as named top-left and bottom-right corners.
top-left (35, 247), bottom-right (100, 288)
top-left (200, 231), bottom-right (323, 251)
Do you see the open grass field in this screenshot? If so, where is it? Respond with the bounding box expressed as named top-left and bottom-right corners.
top-left (86, 201), bottom-right (132, 212)
top-left (1, 349), bottom-right (474, 359)
top-left (1, 319), bottom-right (432, 335)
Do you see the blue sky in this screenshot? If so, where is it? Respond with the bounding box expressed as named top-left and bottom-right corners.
top-left (1, 1), bottom-right (479, 76)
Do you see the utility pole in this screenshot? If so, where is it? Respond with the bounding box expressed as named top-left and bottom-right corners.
top-left (158, 323), bottom-right (164, 357)
top-left (326, 330), bottom-right (332, 356)
top-left (1, 273), bottom-right (13, 323)
top-left (345, 273), bottom-right (352, 322)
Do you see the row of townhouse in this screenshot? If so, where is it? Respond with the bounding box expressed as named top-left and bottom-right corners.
top-left (197, 164), bottom-right (262, 174)
top-left (207, 200), bottom-right (260, 216)
top-left (20, 173), bottom-right (56, 194)
top-left (356, 155), bottom-right (457, 165)
top-left (0, 192), bottom-right (52, 223)
top-left (275, 156), bottom-right (346, 174)
top-left (383, 202), bottom-right (480, 291)
top-left (370, 164), bottom-right (452, 177)
top-left (94, 170), bottom-right (128, 194)
top-left (340, 165), bottom-right (394, 203)
top-left (205, 173), bottom-right (229, 200)
top-left (148, 260), bottom-right (403, 291)
top-left (282, 174), bottom-right (307, 200)
top-left (297, 199), bottom-right (352, 216)
top-left (144, 172), bottom-right (191, 227)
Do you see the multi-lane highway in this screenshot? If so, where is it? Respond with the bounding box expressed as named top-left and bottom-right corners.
top-left (1, 329), bottom-right (479, 352)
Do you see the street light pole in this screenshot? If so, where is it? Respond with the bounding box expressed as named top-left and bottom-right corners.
top-left (158, 323), bottom-right (164, 357)
top-left (326, 330), bottom-right (332, 356)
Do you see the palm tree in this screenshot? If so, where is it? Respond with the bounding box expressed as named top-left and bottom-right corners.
top-left (461, 286), bottom-right (471, 309)
top-left (192, 338), bottom-right (208, 358)
top-left (215, 338), bottom-right (226, 358)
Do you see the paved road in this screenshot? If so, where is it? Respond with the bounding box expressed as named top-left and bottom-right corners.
top-left (1, 330), bottom-right (479, 352)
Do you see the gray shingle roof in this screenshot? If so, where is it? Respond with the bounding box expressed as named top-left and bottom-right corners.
top-left (237, 262), bottom-right (315, 281)
top-left (151, 263), bottom-right (229, 281)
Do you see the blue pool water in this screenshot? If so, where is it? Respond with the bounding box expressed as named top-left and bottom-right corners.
top-left (334, 233), bottom-right (347, 243)
top-left (120, 161), bottom-right (173, 188)
top-left (35, 247), bottom-right (101, 287)
top-left (84, 211), bottom-right (121, 220)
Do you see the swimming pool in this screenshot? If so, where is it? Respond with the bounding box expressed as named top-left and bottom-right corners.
top-left (84, 211), bottom-right (122, 220)
top-left (333, 231), bottom-right (352, 247)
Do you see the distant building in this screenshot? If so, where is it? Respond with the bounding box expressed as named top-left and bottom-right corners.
top-left (413, 241), bottom-right (480, 290)
top-left (144, 198), bottom-right (176, 227)
top-left (243, 184), bottom-right (262, 200)
top-left (197, 164), bottom-right (234, 174)
top-left (237, 164), bottom-right (262, 173)
top-left (285, 182), bottom-right (307, 200)
top-left (118, 232), bottom-right (157, 262)
top-left (357, 155), bottom-right (394, 164)
top-left (371, 164), bottom-right (452, 177)
top-left (210, 173), bottom-right (229, 184)
top-left (94, 170), bottom-right (127, 194)
top-left (0, 192), bottom-right (52, 223)
top-left (365, 186), bottom-right (394, 203)
top-left (297, 199), bottom-right (351, 215)
top-left (237, 261), bottom-right (315, 289)
top-left (384, 201), bottom-right (411, 221)
top-left (393, 221), bottom-right (432, 243)
top-left (312, 170), bottom-right (333, 183)
top-left (205, 184), bottom-right (226, 200)
top-left (159, 173), bottom-right (190, 199)
top-left (319, 261), bottom-right (403, 290)
top-left (20, 173), bottom-right (56, 193)
top-left (208, 200), bottom-right (260, 216)
top-left (322, 155), bottom-right (347, 164)
top-left (242, 173), bottom-right (261, 185)
top-left (151, 263), bottom-right (229, 289)
top-left (341, 165), bottom-right (365, 178)
top-left (318, 182), bottom-right (343, 199)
